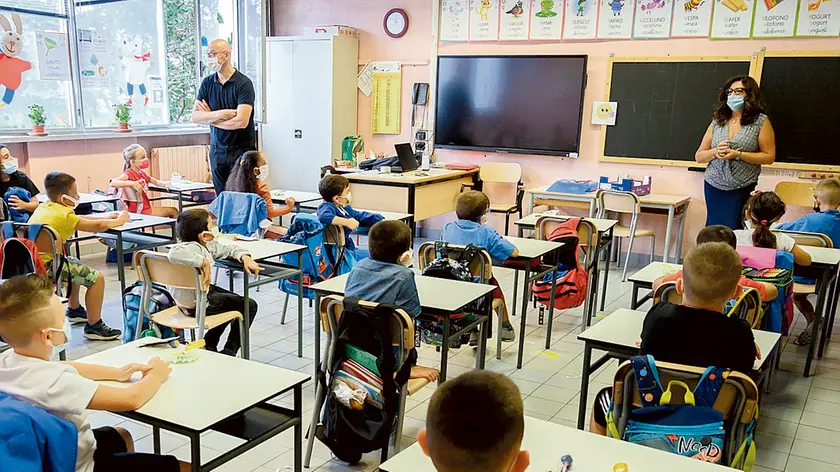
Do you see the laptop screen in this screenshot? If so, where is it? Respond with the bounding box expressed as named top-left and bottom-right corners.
top-left (394, 143), bottom-right (418, 172)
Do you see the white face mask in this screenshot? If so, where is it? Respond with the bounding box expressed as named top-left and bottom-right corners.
top-left (61, 194), bottom-right (79, 209)
top-left (46, 318), bottom-right (72, 358)
top-left (256, 164), bottom-right (269, 182)
top-left (338, 192), bottom-right (352, 206)
top-left (208, 55), bottom-right (224, 72)
top-left (399, 250), bottom-right (414, 267)
top-left (2, 157), bottom-right (18, 174)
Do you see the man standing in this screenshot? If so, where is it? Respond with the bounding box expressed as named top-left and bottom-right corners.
top-left (191, 39), bottom-right (256, 194)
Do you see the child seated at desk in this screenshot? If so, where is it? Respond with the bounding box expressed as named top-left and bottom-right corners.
top-left (167, 208), bottom-right (262, 356)
top-left (654, 225), bottom-right (778, 301)
top-left (776, 178), bottom-right (840, 345)
top-left (109, 144), bottom-right (179, 219)
top-left (30, 172), bottom-right (124, 341)
top-left (225, 150), bottom-right (294, 238)
top-left (440, 190), bottom-right (517, 344)
top-left (0, 274), bottom-right (190, 471)
top-left (317, 174), bottom-right (384, 260)
top-left (1, 143), bottom-right (40, 219)
top-left (591, 243), bottom-right (758, 435)
top-left (417, 370), bottom-right (530, 472)
top-left (345, 220), bottom-right (438, 382)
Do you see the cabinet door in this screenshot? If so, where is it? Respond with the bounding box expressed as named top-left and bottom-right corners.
top-left (261, 40), bottom-right (295, 191)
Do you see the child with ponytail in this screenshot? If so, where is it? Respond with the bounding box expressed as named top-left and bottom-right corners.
top-left (110, 144), bottom-right (178, 218)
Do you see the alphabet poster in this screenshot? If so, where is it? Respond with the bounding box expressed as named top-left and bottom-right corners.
top-left (530, 0), bottom-right (564, 38)
top-left (598, 0), bottom-right (635, 38)
top-left (795, 0), bottom-right (840, 36)
top-left (671, 0), bottom-right (713, 36)
top-left (564, 0), bottom-right (599, 38)
top-left (440, 0), bottom-right (470, 41)
top-left (470, 0), bottom-right (501, 40)
top-left (752, 0), bottom-right (797, 37)
top-left (710, 0), bottom-right (756, 38)
top-left (500, 0), bottom-right (532, 38)
top-left (371, 62), bottom-right (401, 135)
top-left (633, 0), bottom-right (674, 37)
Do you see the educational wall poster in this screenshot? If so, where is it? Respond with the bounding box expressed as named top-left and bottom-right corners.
top-left (500, 0), bottom-right (532, 38)
top-left (530, 0), bottom-right (565, 38)
top-left (710, 0), bottom-right (756, 38)
top-left (77, 29), bottom-right (110, 88)
top-left (633, 0), bottom-right (674, 37)
top-left (597, 0), bottom-right (635, 38)
top-left (440, 0), bottom-right (470, 41)
top-left (469, 0), bottom-right (501, 40)
top-left (563, 0), bottom-right (600, 38)
top-left (35, 32), bottom-right (69, 80)
top-left (147, 76), bottom-right (165, 107)
top-left (671, 0), bottom-right (713, 36)
top-left (370, 62), bottom-right (402, 135)
top-left (795, 0), bottom-right (840, 36)
top-left (752, 0), bottom-right (797, 37)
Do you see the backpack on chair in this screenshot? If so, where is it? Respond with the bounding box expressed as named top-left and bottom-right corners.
top-left (121, 281), bottom-right (179, 343)
top-left (0, 222), bottom-right (48, 278)
top-left (531, 217), bottom-right (588, 310)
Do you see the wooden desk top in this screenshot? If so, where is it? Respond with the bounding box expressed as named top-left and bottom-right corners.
top-left (345, 168), bottom-right (478, 185)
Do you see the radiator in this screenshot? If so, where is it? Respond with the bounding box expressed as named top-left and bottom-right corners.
top-left (151, 145), bottom-right (211, 183)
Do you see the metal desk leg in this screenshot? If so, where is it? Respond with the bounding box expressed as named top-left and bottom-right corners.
top-left (545, 265), bottom-right (558, 349)
top-left (298, 256), bottom-right (304, 358)
top-left (600, 238), bottom-right (612, 313)
top-left (242, 276), bottom-right (251, 360)
top-left (825, 272), bottom-right (840, 341)
top-left (517, 267), bottom-right (531, 369)
top-left (577, 344), bottom-right (592, 430)
top-left (511, 269), bottom-right (519, 320)
top-left (674, 207), bottom-right (688, 264)
top-left (153, 426), bottom-right (161, 454)
top-left (818, 275), bottom-right (836, 359)
top-left (439, 315), bottom-right (451, 384)
top-left (585, 258), bottom-right (599, 329)
top-left (116, 233), bottom-right (126, 294)
top-left (527, 193), bottom-right (535, 214)
top-left (190, 432), bottom-right (201, 472)
top-left (295, 386), bottom-right (303, 472)
top-left (662, 205), bottom-right (675, 264)
top-left (630, 284), bottom-right (641, 310)
top-left (805, 269), bottom-right (831, 377)
top-left (477, 293), bottom-right (490, 369)
top-left (228, 268), bottom-right (234, 291)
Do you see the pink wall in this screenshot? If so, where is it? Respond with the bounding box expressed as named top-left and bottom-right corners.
top-left (273, 0), bottom-right (836, 256)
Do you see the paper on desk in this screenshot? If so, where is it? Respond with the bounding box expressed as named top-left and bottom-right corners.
top-left (358, 62), bottom-right (373, 96)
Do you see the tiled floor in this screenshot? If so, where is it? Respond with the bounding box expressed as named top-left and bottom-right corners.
top-left (63, 246), bottom-right (840, 472)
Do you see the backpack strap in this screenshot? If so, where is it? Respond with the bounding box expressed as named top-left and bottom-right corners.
top-left (1, 221), bottom-right (14, 239)
top-left (371, 303), bottom-right (412, 388)
top-left (631, 355), bottom-right (663, 408)
top-left (26, 223), bottom-right (44, 243)
top-left (693, 366), bottom-right (728, 408)
top-left (732, 406), bottom-right (759, 472)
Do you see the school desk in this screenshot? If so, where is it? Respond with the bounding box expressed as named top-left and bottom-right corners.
top-left (309, 273), bottom-right (495, 384)
top-left (526, 186), bottom-right (691, 264)
top-left (96, 214), bottom-right (177, 294)
top-left (798, 245), bottom-right (840, 377)
top-left (627, 262), bottom-right (684, 309)
top-left (37, 193), bottom-right (122, 258)
top-left (379, 416), bottom-right (727, 472)
top-left (269, 189), bottom-right (323, 213)
top-left (78, 338), bottom-right (309, 472)
top-left (575, 308), bottom-right (781, 429)
top-left (148, 181), bottom-right (215, 213)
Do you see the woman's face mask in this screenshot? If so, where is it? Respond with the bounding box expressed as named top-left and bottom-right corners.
top-left (727, 95), bottom-right (745, 112)
top-left (2, 157), bottom-right (18, 175)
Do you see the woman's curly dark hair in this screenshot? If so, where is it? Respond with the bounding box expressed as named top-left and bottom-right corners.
top-left (225, 150), bottom-right (262, 195)
top-left (713, 75), bottom-right (765, 126)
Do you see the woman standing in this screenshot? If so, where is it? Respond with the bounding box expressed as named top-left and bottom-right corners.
top-left (695, 76), bottom-right (776, 229)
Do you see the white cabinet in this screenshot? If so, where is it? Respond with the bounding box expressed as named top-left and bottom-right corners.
top-left (260, 35), bottom-right (359, 193)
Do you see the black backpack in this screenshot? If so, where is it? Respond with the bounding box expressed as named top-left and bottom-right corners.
top-left (316, 298), bottom-right (412, 464)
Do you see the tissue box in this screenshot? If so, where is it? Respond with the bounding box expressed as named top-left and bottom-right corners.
top-left (546, 179), bottom-right (599, 194)
top-left (304, 25), bottom-right (359, 38)
top-left (598, 176), bottom-right (652, 196)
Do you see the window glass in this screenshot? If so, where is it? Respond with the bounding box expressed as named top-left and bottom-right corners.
top-left (242, 0), bottom-right (263, 121)
top-left (162, 0), bottom-right (197, 123)
top-left (198, 0), bottom-right (235, 76)
top-left (0, 0), bottom-right (66, 15)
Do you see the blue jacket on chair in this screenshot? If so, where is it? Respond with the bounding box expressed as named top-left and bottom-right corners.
top-left (4, 187), bottom-right (32, 223)
top-left (208, 191), bottom-right (268, 237)
top-left (0, 391), bottom-right (78, 472)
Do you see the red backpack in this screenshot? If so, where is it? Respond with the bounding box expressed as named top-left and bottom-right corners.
top-left (530, 217), bottom-right (588, 310)
top-left (0, 222), bottom-right (48, 278)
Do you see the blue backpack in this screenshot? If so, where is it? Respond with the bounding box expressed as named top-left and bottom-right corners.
top-left (121, 281), bottom-right (178, 343)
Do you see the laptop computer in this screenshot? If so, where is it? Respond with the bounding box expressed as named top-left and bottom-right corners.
top-left (393, 143), bottom-right (419, 173)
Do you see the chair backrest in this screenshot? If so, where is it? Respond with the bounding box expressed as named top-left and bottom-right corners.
top-left (479, 162), bottom-right (521, 184)
top-left (774, 181), bottom-right (815, 208)
top-left (0, 222), bottom-right (62, 277)
top-left (318, 295), bottom-right (414, 351)
top-left (134, 250), bottom-right (200, 290)
top-left (652, 281), bottom-right (682, 305)
top-left (536, 215), bottom-right (596, 251)
top-left (773, 229), bottom-right (833, 248)
top-left (323, 225), bottom-right (346, 247)
top-left (597, 190), bottom-right (641, 215)
top-left (417, 241), bottom-right (493, 282)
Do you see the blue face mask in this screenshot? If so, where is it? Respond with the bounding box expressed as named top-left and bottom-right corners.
top-left (2, 158), bottom-right (18, 175)
top-left (727, 95), bottom-right (745, 112)
top-left (46, 318), bottom-right (72, 358)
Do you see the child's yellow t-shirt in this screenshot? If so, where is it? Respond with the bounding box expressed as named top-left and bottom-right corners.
top-left (28, 201), bottom-right (80, 263)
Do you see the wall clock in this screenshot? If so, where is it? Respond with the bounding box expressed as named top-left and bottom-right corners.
top-left (384, 8), bottom-right (409, 38)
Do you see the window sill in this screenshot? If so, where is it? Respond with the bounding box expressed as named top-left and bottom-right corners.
top-left (0, 126), bottom-right (210, 144)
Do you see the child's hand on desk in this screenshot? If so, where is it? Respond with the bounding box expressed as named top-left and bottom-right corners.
top-left (755, 342), bottom-right (762, 360)
top-left (143, 357), bottom-right (172, 380)
top-left (285, 197), bottom-right (296, 207)
top-left (115, 363), bottom-right (153, 382)
top-left (115, 211), bottom-right (130, 225)
top-left (241, 256), bottom-right (263, 276)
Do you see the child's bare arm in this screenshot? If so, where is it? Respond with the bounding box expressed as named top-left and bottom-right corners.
top-left (331, 216), bottom-right (359, 231)
top-left (791, 244), bottom-right (812, 266)
top-left (75, 212), bottom-right (130, 232)
top-left (87, 358), bottom-right (171, 412)
top-left (68, 362), bottom-right (152, 382)
top-left (761, 282), bottom-right (778, 301)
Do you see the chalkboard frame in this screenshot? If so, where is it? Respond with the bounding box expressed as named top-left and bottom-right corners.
top-left (599, 55), bottom-right (758, 168)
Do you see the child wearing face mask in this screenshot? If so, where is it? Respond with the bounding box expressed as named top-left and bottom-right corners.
top-left (225, 150), bottom-right (293, 238)
top-left (316, 174), bottom-right (384, 260)
top-left (441, 191), bottom-right (519, 344)
top-left (345, 220), bottom-right (439, 382)
top-left (110, 144), bottom-right (179, 218)
top-left (29, 172), bottom-right (126, 341)
top-left (167, 208), bottom-right (262, 356)
top-left (0, 143), bottom-right (41, 218)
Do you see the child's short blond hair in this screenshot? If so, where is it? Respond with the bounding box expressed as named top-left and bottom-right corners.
top-left (682, 242), bottom-right (742, 305)
top-left (0, 274), bottom-right (57, 345)
top-left (816, 178), bottom-right (840, 207)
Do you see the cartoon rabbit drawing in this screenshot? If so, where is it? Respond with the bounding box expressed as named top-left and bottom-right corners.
top-left (120, 34), bottom-right (151, 107)
top-left (0, 13), bottom-right (32, 109)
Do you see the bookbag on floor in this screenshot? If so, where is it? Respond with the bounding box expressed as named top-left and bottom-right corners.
top-left (0, 222), bottom-right (48, 278)
top-left (121, 281), bottom-right (178, 343)
top-left (316, 298), bottom-right (412, 464)
top-left (531, 217), bottom-right (588, 310)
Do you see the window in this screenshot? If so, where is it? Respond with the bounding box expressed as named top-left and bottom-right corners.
top-left (163, 0), bottom-right (197, 123)
top-left (241, 0), bottom-right (263, 121)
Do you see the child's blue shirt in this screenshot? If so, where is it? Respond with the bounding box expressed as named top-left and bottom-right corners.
top-left (316, 202), bottom-right (384, 250)
top-left (440, 219), bottom-right (516, 264)
top-left (345, 258), bottom-right (421, 317)
top-left (776, 210), bottom-right (840, 248)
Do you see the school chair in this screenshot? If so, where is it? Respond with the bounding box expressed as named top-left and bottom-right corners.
top-left (461, 162), bottom-right (525, 235)
top-left (417, 241), bottom-right (507, 357)
top-left (652, 281), bottom-right (762, 327)
top-left (774, 181), bottom-right (816, 209)
top-left (304, 295), bottom-right (426, 467)
top-left (652, 281), bottom-right (682, 305)
top-left (133, 250), bottom-right (247, 356)
top-left (609, 359), bottom-right (759, 469)
top-left (597, 190), bottom-right (655, 282)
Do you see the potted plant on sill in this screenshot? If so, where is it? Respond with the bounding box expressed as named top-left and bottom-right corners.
top-left (27, 104), bottom-right (47, 136)
top-left (114, 103), bottom-right (132, 132)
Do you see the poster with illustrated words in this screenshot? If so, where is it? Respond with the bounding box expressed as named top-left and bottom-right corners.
top-left (710, 0), bottom-right (756, 38)
top-left (470, 0), bottom-right (501, 40)
top-left (440, 0), bottom-right (470, 41)
top-left (77, 29), bottom-right (110, 88)
top-left (563, 0), bottom-right (599, 37)
top-left (597, 0), bottom-right (635, 38)
top-left (35, 32), bottom-right (69, 80)
top-left (671, 0), bottom-right (713, 36)
top-left (500, 0), bottom-right (532, 38)
top-left (633, 0), bottom-right (674, 36)
top-left (795, 0), bottom-right (840, 36)
top-left (371, 62), bottom-right (402, 135)
top-left (147, 76), bottom-right (165, 107)
top-left (752, 0), bottom-right (797, 37)
top-left (530, 0), bottom-right (565, 38)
